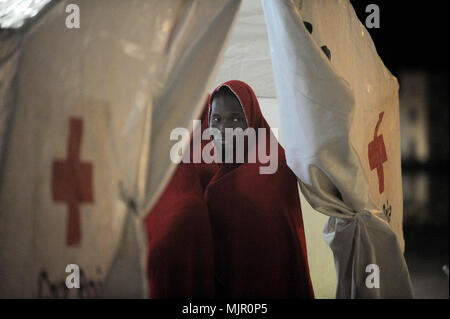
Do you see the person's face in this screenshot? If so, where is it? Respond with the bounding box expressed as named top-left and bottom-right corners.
top-left (209, 91), bottom-right (248, 162)
top-left (209, 92), bottom-right (248, 142)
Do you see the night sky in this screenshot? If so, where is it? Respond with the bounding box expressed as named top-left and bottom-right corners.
top-left (350, 1), bottom-right (449, 75)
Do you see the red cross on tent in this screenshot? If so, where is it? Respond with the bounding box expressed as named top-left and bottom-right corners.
top-left (368, 112), bottom-right (388, 194)
top-left (52, 117), bottom-right (94, 246)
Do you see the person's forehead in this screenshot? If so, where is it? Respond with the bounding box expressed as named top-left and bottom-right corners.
top-left (211, 93), bottom-right (242, 113)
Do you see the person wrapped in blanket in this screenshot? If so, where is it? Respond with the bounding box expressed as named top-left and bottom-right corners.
top-left (145, 80), bottom-right (314, 299)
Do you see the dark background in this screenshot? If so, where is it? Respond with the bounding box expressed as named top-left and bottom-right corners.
top-left (351, 1), bottom-right (449, 72)
top-left (351, 1), bottom-right (449, 298)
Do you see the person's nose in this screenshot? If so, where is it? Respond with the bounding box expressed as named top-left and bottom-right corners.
top-left (217, 122), bottom-right (227, 136)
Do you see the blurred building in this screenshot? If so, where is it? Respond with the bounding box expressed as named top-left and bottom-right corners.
top-left (398, 70), bottom-right (449, 298)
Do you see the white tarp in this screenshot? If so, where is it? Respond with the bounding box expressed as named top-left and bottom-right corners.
top-left (213, 0), bottom-right (275, 98)
top-left (0, 0), bottom-right (240, 298)
top-left (262, 0), bottom-right (413, 298)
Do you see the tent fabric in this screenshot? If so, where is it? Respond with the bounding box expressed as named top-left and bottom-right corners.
top-left (212, 0), bottom-right (275, 98)
top-left (0, 30), bottom-right (21, 186)
top-left (0, 0), bottom-right (241, 298)
top-left (0, 0), bottom-right (52, 28)
top-left (261, 0), bottom-right (413, 298)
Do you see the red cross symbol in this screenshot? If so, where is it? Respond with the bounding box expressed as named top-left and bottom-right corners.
top-left (368, 112), bottom-right (388, 194)
top-left (52, 118), bottom-right (94, 246)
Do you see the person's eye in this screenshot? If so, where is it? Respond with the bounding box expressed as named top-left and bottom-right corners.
top-left (212, 117), bottom-right (220, 122)
top-left (232, 117), bottom-right (240, 122)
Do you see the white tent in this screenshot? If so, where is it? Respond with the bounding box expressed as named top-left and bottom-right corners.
top-left (0, 0), bottom-right (412, 298)
top-left (0, 0), bottom-right (241, 298)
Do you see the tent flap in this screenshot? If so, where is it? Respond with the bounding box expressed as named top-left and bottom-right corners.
top-left (262, 0), bottom-right (413, 298)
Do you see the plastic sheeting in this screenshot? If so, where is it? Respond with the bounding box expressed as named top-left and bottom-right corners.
top-left (0, 0), bottom-right (240, 298)
top-left (212, 0), bottom-right (275, 98)
top-left (262, 0), bottom-right (414, 298)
